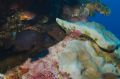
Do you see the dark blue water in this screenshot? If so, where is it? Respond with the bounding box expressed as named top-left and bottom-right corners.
top-left (89, 0), bottom-right (120, 39)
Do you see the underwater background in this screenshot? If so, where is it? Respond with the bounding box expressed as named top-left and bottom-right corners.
top-left (90, 0), bottom-right (120, 38)
top-left (0, 0), bottom-right (120, 78)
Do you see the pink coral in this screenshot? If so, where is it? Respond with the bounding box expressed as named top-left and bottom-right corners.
top-left (21, 54), bottom-right (71, 79)
top-left (4, 30), bottom-right (82, 79)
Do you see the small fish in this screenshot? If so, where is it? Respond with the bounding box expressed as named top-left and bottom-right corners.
top-left (19, 11), bottom-right (35, 20)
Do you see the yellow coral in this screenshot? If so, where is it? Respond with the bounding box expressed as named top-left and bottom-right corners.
top-left (86, 2), bottom-right (111, 16)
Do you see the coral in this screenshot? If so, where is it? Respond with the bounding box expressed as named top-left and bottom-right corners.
top-left (56, 18), bottom-right (120, 51)
top-left (0, 23), bottom-right (66, 73)
top-left (0, 1), bottom-right (117, 79)
top-left (62, 1), bottom-right (110, 22)
top-left (85, 2), bottom-right (111, 16)
top-left (0, 0), bottom-right (110, 40)
top-left (2, 18), bottom-right (120, 79)
top-left (63, 5), bottom-right (89, 22)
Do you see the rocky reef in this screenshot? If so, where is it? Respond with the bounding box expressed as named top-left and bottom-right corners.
top-left (1, 18), bottom-right (120, 79)
top-left (0, 0), bottom-right (119, 79)
top-left (56, 18), bottom-right (120, 52)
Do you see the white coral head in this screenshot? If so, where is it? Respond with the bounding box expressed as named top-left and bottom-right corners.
top-left (56, 18), bottom-right (77, 33)
top-left (0, 73), bottom-right (4, 79)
